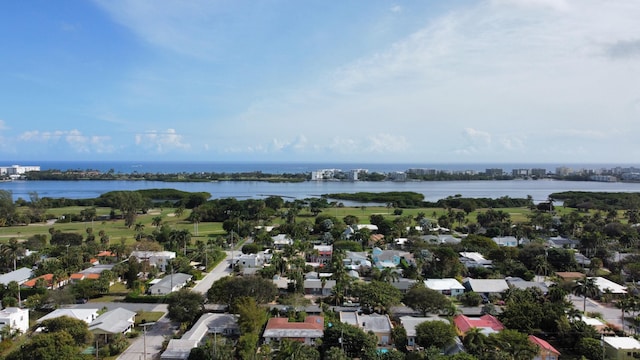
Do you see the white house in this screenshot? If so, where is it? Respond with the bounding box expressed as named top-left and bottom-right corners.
top-left (89, 308), bottom-right (136, 336)
top-left (603, 336), bottom-right (640, 360)
top-left (162, 313), bottom-right (239, 360)
top-left (130, 251), bottom-right (176, 271)
top-left (263, 316), bottom-right (324, 346)
top-left (424, 278), bottom-right (465, 297)
top-left (463, 278), bottom-right (509, 296)
top-left (304, 279), bottom-right (336, 296)
top-left (459, 252), bottom-right (493, 268)
top-left (591, 277), bottom-right (627, 295)
top-left (271, 234), bottom-right (293, 249)
top-left (340, 312), bottom-right (393, 345)
top-left (233, 253), bottom-right (267, 268)
top-left (148, 273), bottom-right (192, 295)
top-left (0, 268), bottom-right (33, 286)
top-left (400, 316), bottom-right (449, 349)
top-left (0, 308), bottom-right (29, 337)
top-left (37, 308), bottom-right (99, 324)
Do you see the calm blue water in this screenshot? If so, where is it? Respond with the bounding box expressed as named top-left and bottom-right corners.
top-left (2, 179), bottom-right (640, 203)
top-left (2, 161), bottom-right (640, 202)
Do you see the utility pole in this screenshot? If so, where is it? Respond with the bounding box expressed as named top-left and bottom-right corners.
top-left (140, 322), bottom-right (156, 360)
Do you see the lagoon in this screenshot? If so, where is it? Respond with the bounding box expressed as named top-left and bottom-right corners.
top-left (2, 179), bottom-right (640, 203)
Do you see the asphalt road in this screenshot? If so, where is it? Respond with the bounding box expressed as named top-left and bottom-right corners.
top-left (568, 294), bottom-right (628, 331)
top-left (114, 251), bottom-right (232, 360)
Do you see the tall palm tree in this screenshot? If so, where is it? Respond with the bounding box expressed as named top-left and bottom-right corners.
top-left (169, 229), bottom-right (191, 256)
top-left (572, 276), bottom-right (600, 313)
top-left (1, 238), bottom-right (24, 271)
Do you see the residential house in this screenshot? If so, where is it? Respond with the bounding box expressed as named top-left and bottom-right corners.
top-left (591, 277), bottom-right (627, 295)
top-left (0, 268), bottom-right (32, 286)
top-left (459, 252), bottom-right (493, 269)
top-left (148, 273), bottom-right (192, 295)
top-left (0, 308), bottom-right (29, 337)
top-left (391, 278), bottom-right (419, 294)
top-left (37, 308), bottom-right (99, 324)
top-left (308, 245), bottom-right (333, 266)
top-left (603, 336), bottom-right (640, 360)
top-left (506, 277), bottom-right (549, 294)
top-left (556, 272), bottom-right (585, 282)
top-left (394, 238), bottom-right (408, 249)
top-left (424, 278), bottom-right (465, 297)
top-left (453, 314), bottom-right (505, 335)
top-left (262, 316), bottom-right (324, 346)
top-left (529, 335), bottom-right (561, 360)
top-left (21, 274), bottom-right (66, 289)
top-left (69, 273), bottom-right (101, 283)
top-left (421, 235), bottom-right (461, 245)
top-left (271, 234), bottom-right (293, 250)
top-left (343, 224), bottom-right (378, 239)
top-left (581, 316), bottom-right (609, 333)
top-left (89, 308), bottom-right (136, 336)
top-left (463, 278), bottom-right (509, 297)
top-left (575, 253), bottom-right (592, 267)
top-left (547, 236), bottom-right (579, 249)
top-left (69, 264), bottom-right (115, 283)
top-left (130, 251), bottom-right (176, 272)
top-left (343, 251), bottom-right (371, 270)
top-left (492, 236), bottom-right (527, 247)
top-left (303, 279), bottom-right (335, 296)
top-left (399, 316), bottom-right (449, 349)
top-left (340, 312), bottom-right (393, 345)
top-left (162, 313), bottom-right (239, 360)
top-left (371, 247), bottom-right (414, 269)
top-left (233, 253), bottom-right (267, 268)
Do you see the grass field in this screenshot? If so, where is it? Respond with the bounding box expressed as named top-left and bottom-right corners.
top-left (0, 203), bottom-right (586, 247)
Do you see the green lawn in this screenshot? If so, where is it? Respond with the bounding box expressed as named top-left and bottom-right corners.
top-left (136, 311), bottom-right (165, 325)
top-left (0, 204), bottom-right (590, 248)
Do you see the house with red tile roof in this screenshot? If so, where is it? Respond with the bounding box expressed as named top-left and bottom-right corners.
top-left (453, 314), bottom-right (504, 335)
top-left (97, 250), bottom-right (115, 258)
top-left (529, 335), bottom-right (560, 360)
top-left (21, 274), bottom-right (66, 289)
top-left (262, 316), bottom-right (324, 346)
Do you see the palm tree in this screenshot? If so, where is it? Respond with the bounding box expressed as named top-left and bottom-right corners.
top-left (151, 216), bottom-right (163, 228)
top-left (134, 222), bottom-right (145, 233)
top-left (1, 238), bottom-right (24, 271)
top-left (379, 267), bottom-right (400, 283)
top-left (169, 229), bottom-right (191, 256)
top-left (572, 276), bottom-right (600, 313)
top-left (463, 327), bottom-right (488, 356)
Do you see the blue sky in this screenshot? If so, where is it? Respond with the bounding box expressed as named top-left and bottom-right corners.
top-left (1, 0), bottom-right (640, 163)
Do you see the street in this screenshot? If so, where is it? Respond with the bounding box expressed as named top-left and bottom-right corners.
top-left (116, 251), bottom-right (231, 359)
top-left (568, 294), bottom-right (628, 331)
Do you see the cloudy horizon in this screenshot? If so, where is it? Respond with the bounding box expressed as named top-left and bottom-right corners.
top-left (2, 0), bottom-right (639, 163)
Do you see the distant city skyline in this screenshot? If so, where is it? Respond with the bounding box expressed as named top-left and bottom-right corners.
top-left (1, 1), bottom-right (640, 163)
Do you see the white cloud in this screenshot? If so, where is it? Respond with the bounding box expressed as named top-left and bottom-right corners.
top-left (463, 128), bottom-right (492, 146)
top-left (94, 0), bottom-right (640, 162)
top-left (490, 0), bottom-right (570, 11)
top-left (93, 0), bottom-right (238, 60)
top-left (0, 120), bottom-right (7, 131)
top-left (18, 129), bottom-right (115, 153)
top-left (134, 128), bottom-right (190, 153)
